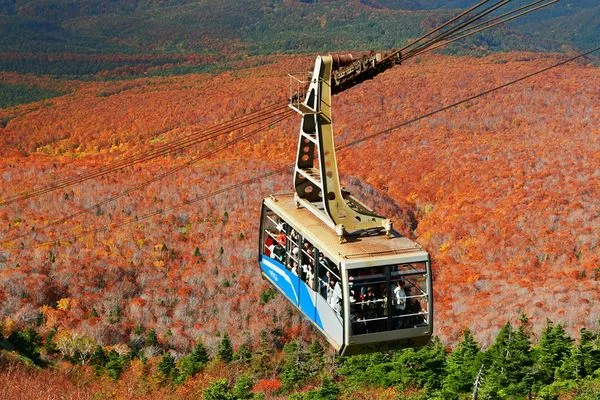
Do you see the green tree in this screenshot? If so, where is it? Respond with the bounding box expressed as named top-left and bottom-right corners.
top-left (105, 350), bottom-right (127, 380)
top-left (232, 374), bottom-right (254, 399)
top-left (307, 340), bottom-right (324, 375)
top-left (480, 320), bottom-right (534, 398)
top-left (177, 340), bottom-right (210, 384)
top-left (158, 353), bottom-right (178, 382)
top-left (90, 345), bottom-right (107, 374)
top-left (203, 379), bottom-right (233, 400)
top-left (557, 327), bottom-right (600, 381)
top-left (443, 328), bottom-right (482, 395)
top-left (234, 342), bottom-right (252, 364)
top-left (394, 336), bottom-right (447, 391)
top-left (251, 330), bottom-right (274, 378)
top-left (281, 341), bottom-right (307, 391)
top-left (44, 327), bottom-right (58, 354)
top-left (293, 376), bottom-right (340, 400)
top-left (338, 352), bottom-right (391, 388)
top-left (145, 328), bottom-right (158, 347)
top-left (218, 333), bottom-right (233, 363)
top-left (8, 328), bottom-right (42, 365)
top-left (532, 320), bottom-right (574, 389)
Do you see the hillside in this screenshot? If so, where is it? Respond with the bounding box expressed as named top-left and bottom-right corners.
top-left (0, 0), bottom-right (597, 80)
top-left (0, 50), bottom-right (599, 398)
top-left (1, 50), bottom-right (598, 347)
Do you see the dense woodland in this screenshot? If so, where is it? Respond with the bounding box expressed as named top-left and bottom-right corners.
top-left (0, 0), bottom-right (598, 79)
top-left (1, 317), bottom-right (600, 399)
top-left (0, 50), bottom-right (598, 397)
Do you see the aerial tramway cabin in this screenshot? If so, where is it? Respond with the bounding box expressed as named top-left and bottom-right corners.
top-left (259, 194), bottom-right (432, 355)
top-left (258, 54), bottom-right (432, 355)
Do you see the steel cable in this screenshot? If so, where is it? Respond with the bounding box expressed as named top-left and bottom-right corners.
top-left (20, 47), bottom-right (598, 250)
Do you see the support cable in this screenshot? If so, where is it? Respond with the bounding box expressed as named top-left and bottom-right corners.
top-left (404, 0), bottom-right (514, 58)
top-left (413, 0), bottom-right (560, 57)
top-left (0, 100), bottom-right (287, 206)
top-left (396, 0), bottom-right (496, 54)
top-left (1, 110), bottom-right (293, 246)
top-left (19, 47), bottom-right (598, 250)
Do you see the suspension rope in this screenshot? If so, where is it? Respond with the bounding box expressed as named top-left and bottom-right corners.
top-left (0, 100), bottom-right (288, 206)
top-left (1, 110), bottom-right (294, 246)
top-left (18, 47), bottom-right (598, 250)
top-left (411, 0), bottom-right (560, 57)
top-left (403, 0), bottom-right (514, 58)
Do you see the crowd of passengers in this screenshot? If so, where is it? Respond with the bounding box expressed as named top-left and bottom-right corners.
top-left (264, 218), bottom-right (425, 332)
top-left (264, 219), bottom-right (343, 319)
top-left (349, 272), bottom-right (425, 334)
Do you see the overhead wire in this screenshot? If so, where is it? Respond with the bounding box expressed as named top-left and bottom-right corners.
top-left (439, 0), bottom-right (558, 43)
top-left (21, 47), bottom-right (599, 250)
top-left (1, 0), bottom-right (572, 247)
top-left (403, 0), bottom-right (515, 58)
top-left (0, 100), bottom-right (288, 206)
top-left (395, 0), bottom-right (495, 54)
top-left (410, 0), bottom-right (560, 57)
top-left (1, 109), bottom-right (294, 246)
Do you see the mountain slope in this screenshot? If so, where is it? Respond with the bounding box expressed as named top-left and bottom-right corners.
top-left (0, 0), bottom-right (597, 78)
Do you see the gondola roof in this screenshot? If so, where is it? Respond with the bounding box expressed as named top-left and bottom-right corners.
top-left (264, 193), bottom-right (428, 267)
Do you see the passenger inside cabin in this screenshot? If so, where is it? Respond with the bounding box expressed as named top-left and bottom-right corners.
top-left (272, 243), bottom-right (286, 263)
top-left (393, 279), bottom-right (407, 329)
top-left (264, 235), bottom-right (274, 257)
top-left (405, 286), bottom-right (426, 326)
top-left (327, 278), bottom-right (342, 317)
top-left (302, 263), bottom-right (314, 288)
top-left (378, 283), bottom-right (388, 318)
top-left (276, 231), bottom-right (286, 247)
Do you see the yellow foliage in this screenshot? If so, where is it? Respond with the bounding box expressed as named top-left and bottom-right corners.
top-left (57, 297), bottom-right (71, 311)
top-left (439, 241), bottom-right (451, 253)
top-left (153, 260), bottom-right (165, 268)
top-left (406, 192), bottom-right (418, 203)
top-left (1, 317), bottom-right (15, 338)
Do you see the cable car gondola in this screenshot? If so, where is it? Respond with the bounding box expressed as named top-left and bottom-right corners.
top-left (258, 55), bottom-right (432, 355)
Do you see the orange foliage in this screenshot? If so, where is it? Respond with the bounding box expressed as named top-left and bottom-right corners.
top-left (0, 52), bottom-right (598, 352)
top-left (253, 378), bottom-right (282, 394)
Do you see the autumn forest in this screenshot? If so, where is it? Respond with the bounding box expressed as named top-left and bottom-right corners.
top-left (1, 0), bottom-right (600, 399)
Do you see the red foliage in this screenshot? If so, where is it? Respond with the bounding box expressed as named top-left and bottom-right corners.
top-left (0, 52), bottom-right (598, 351)
top-left (253, 378), bottom-right (282, 394)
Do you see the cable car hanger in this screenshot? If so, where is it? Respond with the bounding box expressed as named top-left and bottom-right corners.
top-left (287, 0), bottom-right (560, 243)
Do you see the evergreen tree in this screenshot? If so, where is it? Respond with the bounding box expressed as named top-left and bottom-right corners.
top-left (556, 327), bottom-right (600, 381)
top-left (90, 345), bottom-right (107, 375)
top-left (443, 328), bottom-right (482, 395)
top-left (532, 320), bottom-right (574, 389)
top-left (105, 350), bottom-right (127, 380)
top-left (294, 376), bottom-right (340, 400)
top-left (307, 339), bottom-right (325, 377)
top-left (480, 320), bottom-right (534, 398)
top-left (203, 379), bottom-right (233, 400)
top-left (191, 340), bottom-right (210, 365)
top-left (218, 333), bottom-right (233, 363)
top-left (8, 328), bottom-right (42, 365)
top-left (232, 374), bottom-right (254, 399)
top-left (251, 330), bottom-right (273, 377)
top-left (158, 353), bottom-right (178, 382)
top-left (234, 342), bottom-right (252, 364)
top-left (44, 327), bottom-right (58, 354)
top-left (395, 336), bottom-right (447, 391)
top-left (145, 328), bottom-right (158, 347)
top-left (281, 341), bottom-right (307, 391)
top-left (177, 340), bottom-right (209, 384)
